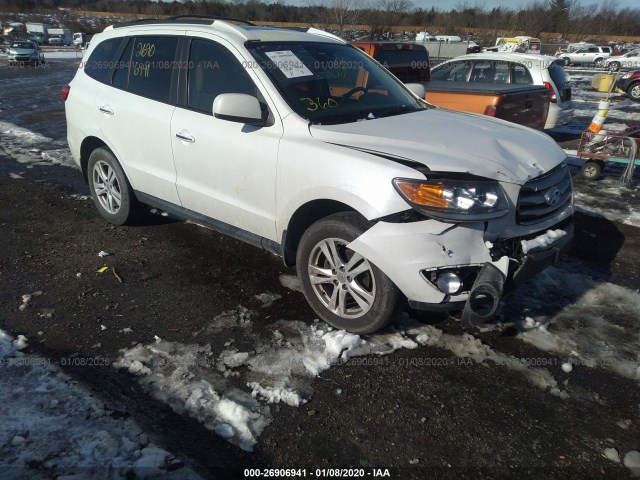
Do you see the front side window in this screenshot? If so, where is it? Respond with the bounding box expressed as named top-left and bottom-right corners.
top-left (430, 60), bottom-right (469, 82)
top-left (187, 39), bottom-right (257, 114)
top-left (247, 42), bottom-right (426, 124)
top-left (113, 36), bottom-right (179, 103)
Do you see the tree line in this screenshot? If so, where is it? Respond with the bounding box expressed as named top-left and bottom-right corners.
top-left (1, 0), bottom-right (639, 40)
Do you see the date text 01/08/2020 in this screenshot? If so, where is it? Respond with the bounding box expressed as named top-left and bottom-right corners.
top-left (243, 468), bottom-right (392, 477)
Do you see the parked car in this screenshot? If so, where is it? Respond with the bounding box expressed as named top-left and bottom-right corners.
top-left (352, 41), bottom-right (431, 83)
top-left (615, 70), bottom-right (640, 101)
top-left (64, 18), bottom-right (574, 333)
top-left (7, 40), bottom-right (44, 66)
top-left (556, 45), bottom-right (611, 66)
top-left (48, 35), bottom-right (63, 46)
top-left (603, 50), bottom-right (640, 72)
top-left (430, 53), bottom-right (574, 129)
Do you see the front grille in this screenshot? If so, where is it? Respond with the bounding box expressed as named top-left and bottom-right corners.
top-left (517, 163), bottom-right (572, 225)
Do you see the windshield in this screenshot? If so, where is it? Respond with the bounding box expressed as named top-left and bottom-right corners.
top-left (246, 42), bottom-right (427, 124)
top-left (12, 42), bottom-right (35, 49)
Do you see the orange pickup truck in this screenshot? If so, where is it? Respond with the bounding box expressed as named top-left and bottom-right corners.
top-left (353, 41), bottom-right (550, 130)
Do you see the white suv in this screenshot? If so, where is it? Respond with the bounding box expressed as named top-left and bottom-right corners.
top-left (64, 16), bottom-right (574, 333)
top-left (431, 53), bottom-right (574, 129)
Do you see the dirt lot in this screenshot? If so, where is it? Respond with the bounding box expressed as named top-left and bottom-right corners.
top-left (1, 153), bottom-right (639, 479)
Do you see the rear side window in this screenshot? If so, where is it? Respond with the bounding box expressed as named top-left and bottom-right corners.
top-left (511, 63), bottom-right (533, 84)
top-left (548, 62), bottom-right (568, 87)
top-left (375, 48), bottom-right (429, 68)
top-left (469, 60), bottom-right (509, 83)
top-left (187, 39), bottom-right (257, 113)
top-left (113, 36), bottom-right (179, 103)
top-left (84, 38), bottom-right (124, 84)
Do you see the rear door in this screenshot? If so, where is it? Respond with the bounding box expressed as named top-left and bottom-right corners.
top-left (95, 34), bottom-right (181, 205)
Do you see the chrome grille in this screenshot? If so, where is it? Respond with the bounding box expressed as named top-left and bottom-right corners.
top-left (517, 163), bottom-right (572, 225)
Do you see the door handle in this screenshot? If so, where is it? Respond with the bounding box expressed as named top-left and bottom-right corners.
top-left (175, 132), bottom-right (195, 143)
top-left (99, 106), bottom-right (114, 115)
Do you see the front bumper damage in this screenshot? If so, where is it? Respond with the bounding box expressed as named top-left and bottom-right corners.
top-left (348, 216), bottom-right (573, 327)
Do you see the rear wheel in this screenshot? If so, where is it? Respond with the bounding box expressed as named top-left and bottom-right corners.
top-left (296, 212), bottom-right (399, 334)
top-left (562, 57), bottom-right (571, 66)
top-left (581, 161), bottom-right (603, 180)
top-left (629, 82), bottom-right (640, 101)
top-left (87, 148), bottom-right (143, 225)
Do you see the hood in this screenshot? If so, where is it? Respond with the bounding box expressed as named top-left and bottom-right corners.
top-left (309, 109), bottom-right (566, 184)
top-left (11, 47), bottom-right (37, 54)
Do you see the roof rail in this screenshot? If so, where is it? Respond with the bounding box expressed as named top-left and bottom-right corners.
top-left (113, 15), bottom-right (255, 29)
top-left (276, 26), bottom-right (346, 44)
top-left (167, 15), bottom-right (255, 26)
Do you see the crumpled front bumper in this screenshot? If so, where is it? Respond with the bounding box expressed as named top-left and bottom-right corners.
top-left (348, 216), bottom-right (574, 311)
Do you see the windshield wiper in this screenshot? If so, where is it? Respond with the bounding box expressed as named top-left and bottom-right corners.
top-left (374, 105), bottom-right (422, 119)
top-left (313, 112), bottom-right (371, 125)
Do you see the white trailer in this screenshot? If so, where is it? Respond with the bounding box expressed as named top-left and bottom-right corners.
top-left (25, 23), bottom-right (49, 45)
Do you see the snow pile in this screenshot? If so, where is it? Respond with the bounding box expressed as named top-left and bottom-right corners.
top-left (0, 120), bottom-right (76, 168)
top-left (399, 320), bottom-right (569, 399)
top-left (521, 229), bottom-right (567, 254)
top-left (624, 451), bottom-right (640, 477)
top-left (116, 310), bottom-right (572, 450)
top-left (0, 328), bottom-right (199, 479)
top-left (504, 267), bottom-right (640, 381)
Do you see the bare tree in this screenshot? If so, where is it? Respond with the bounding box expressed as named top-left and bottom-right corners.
top-left (324, 0), bottom-right (364, 35)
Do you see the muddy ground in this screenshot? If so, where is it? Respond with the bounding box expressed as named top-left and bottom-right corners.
top-left (1, 154), bottom-right (639, 479)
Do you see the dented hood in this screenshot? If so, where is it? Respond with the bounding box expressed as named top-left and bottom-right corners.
top-left (309, 109), bottom-right (566, 184)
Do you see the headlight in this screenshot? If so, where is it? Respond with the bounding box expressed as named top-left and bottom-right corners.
top-left (8, 49), bottom-right (16, 55)
top-left (621, 71), bottom-right (632, 79)
top-left (393, 177), bottom-right (509, 222)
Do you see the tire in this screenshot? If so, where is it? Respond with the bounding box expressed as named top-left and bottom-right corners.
top-left (609, 61), bottom-right (621, 72)
top-left (296, 212), bottom-right (399, 334)
top-left (87, 147), bottom-right (143, 225)
top-left (594, 58), bottom-right (604, 67)
top-left (581, 161), bottom-right (603, 180)
top-left (629, 82), bottom-right (640, 101)
top-left (562, 57), bottom-right (571, 66)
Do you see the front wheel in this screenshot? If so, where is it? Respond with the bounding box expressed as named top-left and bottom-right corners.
top-left (562, 57), bottom-right (571, 66)
top-left (594, 58), bottom-right (604, 67)
top-left (629, 82), bottom-right (640, 101)
top-left (87, 148), bottom-right (143, 225)
top-left (296, 212), bottom-right (399, 334)
top-left (609, 61), bottom-right (621, 72)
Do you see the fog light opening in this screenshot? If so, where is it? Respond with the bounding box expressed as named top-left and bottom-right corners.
top-left (436, 272), bottom-right (463, 295)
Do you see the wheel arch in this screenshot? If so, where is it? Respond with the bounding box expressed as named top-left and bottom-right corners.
top-left (80, 136), bottom-right (109, 183)
top-left (281, 199), bottom-right (362, 267)
top-left (628, 81), bottom-right (640, 99)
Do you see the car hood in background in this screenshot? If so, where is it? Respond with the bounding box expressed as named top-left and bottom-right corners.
top-left (10, 48), bottom-right (38, 55)
top-left (309, 108), bottom-right (566, 184)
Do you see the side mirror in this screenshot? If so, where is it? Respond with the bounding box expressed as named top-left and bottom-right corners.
top-left (405, 83), bottom-right (426, 99)
top-left (213, 93), bottom-right (265, 125)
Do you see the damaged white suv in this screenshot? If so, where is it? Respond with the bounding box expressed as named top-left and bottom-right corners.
top-left (64, 16), bottom-right (574, 333)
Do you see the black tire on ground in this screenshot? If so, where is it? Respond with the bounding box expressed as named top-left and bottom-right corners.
top-left (87, 147), bottom-right (143, 225)
top-left (629, 82), bottom-right (640, 101)
top-left (581, 161), bottom-right (603, 180)
top-left (609, 62), bottom-right (621, 72)
top-left (296, 211), bottom-right (399, 334)
top-left (562, 57), bottom-right (571, 66)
